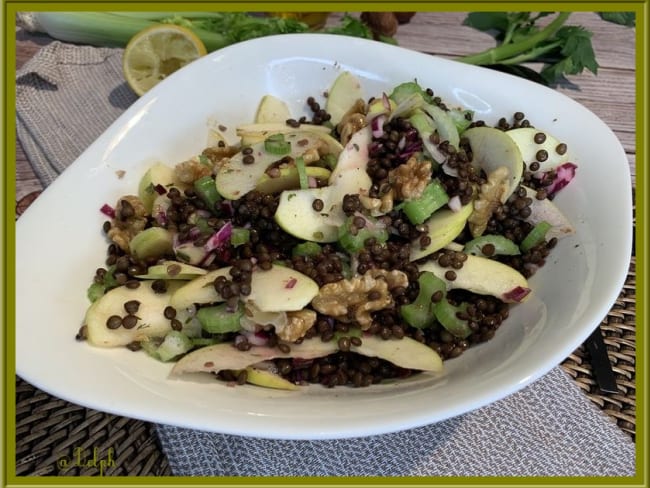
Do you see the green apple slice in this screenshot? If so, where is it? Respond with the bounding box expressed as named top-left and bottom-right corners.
top-left (244, 367), bottom-right (299, 390)
top-left (522, 185), bottom-right (575, 239)
top-left (255, 166), bottom-right (331, 194)
top-left (86, 281), bottom-right (188, 347)
top-left (274, 126), bottom-right (372, 242)
top-left (239, 126), bottom-right (343, 156)
top-left (216, 132), bottom-right (330, 200)
top-left (352, 334), bottom-right (443, 372)
top-left (136, 260), bottom-right (207, 280)
top-left (423, 103), bottom-right (460, 148)
top-left (409, 203), bottom-right (473, 261)
top-left (170, 264), bottom-right (318, 313)
top-left (247, 264), bottom-right (319, 312)
top-left (463, 126), bottom-right (524, 202)
top-left (506, 127), bottom-right (571, 174)
top-left (129, 227), bottom-right (174, 260)
top-left (170, 267), bottom-right (232, 310)
top-left (171, 339), bottom-right (338, 376)
top-left (325, 71), bottom-right (364, 126)
top-left (254, 94), bottom-right (291, 123)
top-left (418, 254), bottom-right (531, 303)
top-left (137, 163), bottom-right (176, 213)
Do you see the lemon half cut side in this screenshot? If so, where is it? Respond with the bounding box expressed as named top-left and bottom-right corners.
top-left (123, 23), bottom-right (207, 97)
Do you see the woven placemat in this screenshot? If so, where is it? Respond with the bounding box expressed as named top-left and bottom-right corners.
top-left (13, 193), bottom-right (636, 476)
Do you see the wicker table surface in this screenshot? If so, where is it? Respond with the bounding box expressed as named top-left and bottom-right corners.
top-left (14, 11), bottom-right (637, 476)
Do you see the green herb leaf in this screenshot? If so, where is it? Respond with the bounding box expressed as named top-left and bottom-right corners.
top-left (540, 26), bottom-right (598, 84)
top-left (598, 12), bottom-right (635, 27)
top-left (323, 13), bottom-right (374, 39)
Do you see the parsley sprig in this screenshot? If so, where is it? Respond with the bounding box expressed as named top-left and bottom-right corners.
top-left (459, 12), bottom-right (600, 86)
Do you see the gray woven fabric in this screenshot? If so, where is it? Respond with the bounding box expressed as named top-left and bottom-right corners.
top-left (16, 41), bottom-right (137, 186)
top-left (15, 40), bottom-right (636, 477)
top-left (155, 368), bottom-right (635, 477)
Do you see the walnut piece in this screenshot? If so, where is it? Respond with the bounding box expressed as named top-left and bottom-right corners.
top-left (337, 99), bottom-right (367, 146)
top-left (389, 156), bottom-right (432, 201)
top-left (276, 309), bottom-right (317, 342)
top-left (468, 166), bottom-right (509, 237)
top-left (359, 189), bottom-right (394, 215)
top-left (311, 269), bottom-right (408, 330)
top-left (201, 145), bottom-right (239, 165)
top-left (108, 195), bottom-right (147, 251)
top-left (175, 157), bottom-right (213, 184)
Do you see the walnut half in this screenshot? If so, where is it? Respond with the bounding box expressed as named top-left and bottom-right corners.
top-left (389, 156), bottom-right (432, 201)
top-left (276, 309), bottom-right (317, 342)
top-left (311, 269), bottom-right (408, 329)
top-left (107, 195), bottom-right (147, 251)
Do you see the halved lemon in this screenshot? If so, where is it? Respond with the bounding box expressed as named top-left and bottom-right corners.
top-left (123, 23), bottom-right (207, 96)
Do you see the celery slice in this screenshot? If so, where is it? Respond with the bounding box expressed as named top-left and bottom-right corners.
top-left (521, 221), bottom-right (552, 252)
top-left (196, 303), bottom-right (243, 334)
top-left (292, 241), bottom-right (322, 257)
top-left (464, 234), bottom-right (520, 257)
top-left (264, 133), bottom-right (291, 155)
top-left (402, 179), bottom-right (449, 225)
top-left (434, 299), bottom-right (473, 339)
top-left (193, 175), bottom-right (222, 211)
top-left (230, 227), bottom-right (250, 247)
top-left (400, 271), bottom-right (446, 329)
top-left (337, 215), bottom-right (389, 253)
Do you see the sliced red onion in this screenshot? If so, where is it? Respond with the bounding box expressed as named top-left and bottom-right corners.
top-left (545, 163), bottom-right (577, 197)
top-left (371, 115), bottom-right (386, 138)
top-left (369, 141), bottom-right (384, 157)
top-left (100, 204), bottom-right (115, 218)
top-left (285, 278), bottom-right (297, 289)
top-left (308, 176), bottom-right (318, 188)
top-left (201, 252), bottom-right (217, 267)
top-left (448, 195), bottom-right (462, 212)
top-left (245, 330), bottom-right (270, 347)
top-left (188, 226), bottom-right (202, 240)
top-left (154, 184), bottom-right (167, 195)
top-left (204, 221), bottom-right (233, 253)
top-left (503, 286), bottom-right (531, 303)
top-left (398, 145), bottom-right (422, 162)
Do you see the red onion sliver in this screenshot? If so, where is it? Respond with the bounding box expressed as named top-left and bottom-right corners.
top-left (546, 163), bottom-right (577, 196)
top-left (503, 286), bottom-right (531, 303)
top-left (100, 204), bottom-right (115, 218)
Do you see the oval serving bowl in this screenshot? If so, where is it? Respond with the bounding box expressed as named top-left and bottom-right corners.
top-left (16, 34), bottom-right (632, 440)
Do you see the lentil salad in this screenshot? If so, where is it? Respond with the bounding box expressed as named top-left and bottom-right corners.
top-left (79, 72), bottom-right (577, 390)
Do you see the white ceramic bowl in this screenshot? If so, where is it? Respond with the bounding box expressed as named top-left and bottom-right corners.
top-left (16, 34), bottom-right (633, 439)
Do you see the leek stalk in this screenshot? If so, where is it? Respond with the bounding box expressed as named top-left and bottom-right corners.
top-left (17, 12), bottom-right (230, 51)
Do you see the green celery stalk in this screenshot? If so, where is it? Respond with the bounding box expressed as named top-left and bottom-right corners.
top-left (520, 221), bottom-right (552, 252)
top-left (400, 272), bottom-right (446, 329)
top-left (402, 179), bottom-right (449, 225)
top-left (193, 175), bottom-right (222, 213)
top-left (19, 12), bottom-right (230, 51)
top-left (230, 228), bottom-right (250, 247)
top-left (460, 12), bottom-right (571, 66)
top-left (434, 299), bottom-right (473, 339)
top-left (464, 234), bottom-right (520, 257)
top-left (197, 303), bottom-right (243, 334)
